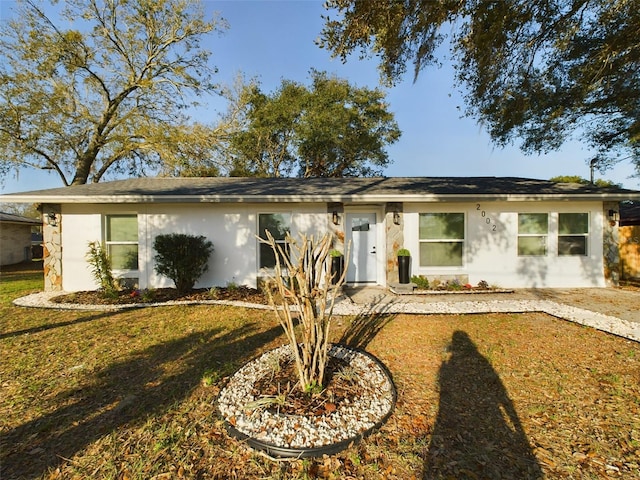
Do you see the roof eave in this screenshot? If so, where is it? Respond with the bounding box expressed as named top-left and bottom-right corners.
top-left (2, 192), bottom-right (638, 204)
top-left (0, 220), bottom-right (42, 226)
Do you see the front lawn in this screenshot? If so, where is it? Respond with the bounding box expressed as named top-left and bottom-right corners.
top-left (1, 266), bottom-right (638, 479)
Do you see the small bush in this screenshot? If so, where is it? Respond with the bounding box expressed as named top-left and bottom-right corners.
top-left (141, 288), bottom-right (156, 302)
top-left (260, 232), bottom-right (346, 393)
top-left (86, 241), bottom-right (118, 295)
top-left (153, 234), bottom-right (213, 294)
top-left (446, 279), bottom-right (462, 291)
top-left (411, 275), bottom-right (430, 289)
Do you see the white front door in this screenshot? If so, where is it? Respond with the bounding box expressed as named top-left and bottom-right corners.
top-left (346, 213), bottom-right (377, 283)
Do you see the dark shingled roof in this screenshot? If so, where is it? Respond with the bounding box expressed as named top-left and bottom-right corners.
top-left (0, 212), bottom-right (42, 225)
top-left (1, 176), bottom-right (638, 203)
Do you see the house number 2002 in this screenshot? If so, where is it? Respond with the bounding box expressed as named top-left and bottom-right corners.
top-left (476, 204), bottom-right (497, 232)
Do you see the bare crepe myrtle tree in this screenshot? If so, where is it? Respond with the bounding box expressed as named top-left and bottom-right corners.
top-left (259, 231), bottom-right (348, 394)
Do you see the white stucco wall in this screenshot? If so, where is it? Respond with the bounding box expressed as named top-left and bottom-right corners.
top-left (60, 203), bottom-right (328, 292)
top-left (61, 206), bottom-right (110, 291)
top-left (60, 199), bottom-right (607, 291)
top-left (403, 201), bottom-right (606, 288)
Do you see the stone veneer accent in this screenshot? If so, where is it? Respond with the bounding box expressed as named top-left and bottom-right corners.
top-left (42, 204), bottom-right (63, 291)
top-left (327, 202), bottom-right (345, 253)
top-left (602, 201), bottom-right (620, 286)
top-left (385, 202), bottom-right (404, 285)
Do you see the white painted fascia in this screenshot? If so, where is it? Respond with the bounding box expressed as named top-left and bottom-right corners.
top-left (1, 192), bottom-right (638, 204)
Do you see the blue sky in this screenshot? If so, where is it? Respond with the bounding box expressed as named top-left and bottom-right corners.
top-left (1, 0), bottom-right (638, 194)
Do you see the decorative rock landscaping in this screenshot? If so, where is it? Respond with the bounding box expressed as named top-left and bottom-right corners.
top-left (13, 289), bottom-right (640, 342)
top-left (217, 344), bottom-right (396, 458)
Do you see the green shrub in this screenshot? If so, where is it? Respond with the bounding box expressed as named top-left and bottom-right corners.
top-left (411, 275), bottom-right (429, 289)
top-left (86, 241), bottom-right (118, 295)
top-left (397, 248), bottom-right (410, 256)
top-left (141, 288), bottom-right (156, 303)
top-left (153, 234), bottom-right (213, 294)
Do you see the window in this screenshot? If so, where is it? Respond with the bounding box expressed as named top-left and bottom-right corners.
top-left (518, 213), bottom-right (548, 256)
top-left (419, 213), bottom-right (464, 267)
top-left (351, 217), bottom-right (370, 231)
top-left (258, 213), bottom-right (291, 269)
top-left (558, 213), bottom-right (589, 256)
top-left (105, 214), bottom-right (138, 270)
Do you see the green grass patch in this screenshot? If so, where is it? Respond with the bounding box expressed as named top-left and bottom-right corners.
top-left (0, 261), bottom-right (44, 305)
top-left (1, 263), bottom-right (639, 479)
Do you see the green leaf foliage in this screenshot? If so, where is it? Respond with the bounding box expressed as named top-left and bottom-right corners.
top-left (320, 0), bottom-right (639, 174)
top-left (0, 0), bottom-right (226, 185)
top-left (86, 241), bottom-right (118, 294)
top-left (549, 175), bottom-right (621, 188)
top-left (227, 70), bottom-right (401, 178)
top-left (153, 233), bottom-right (213, 294)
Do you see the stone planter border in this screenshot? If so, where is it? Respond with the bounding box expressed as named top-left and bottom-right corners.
top-left (218, 343), bottom-right (397, 458)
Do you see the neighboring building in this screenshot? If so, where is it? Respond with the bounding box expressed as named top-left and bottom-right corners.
top-left (620, 200), bottom-right (640, 282)
top-left (0, 212), bottom-right (42, 266)
top-left (1, 177), bottom-right (638, 291)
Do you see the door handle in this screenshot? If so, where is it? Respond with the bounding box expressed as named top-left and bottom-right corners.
top-left (370, 246), bottom-right (376, 254)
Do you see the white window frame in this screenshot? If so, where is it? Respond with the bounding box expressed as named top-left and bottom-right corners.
top-left (558, 212), bottom-right (589, 256)
top-left (418, 212), bottom-right (465, 268)
top-left (257, 212), bottom-right (292, 270)
top-left (104, 214), bottom-right (139, 272)
top-left (517, 213), bottom-right (549, 256)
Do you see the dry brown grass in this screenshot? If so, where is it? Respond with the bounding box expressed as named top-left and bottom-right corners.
top-left (1, 263), bottom-right (639, 479)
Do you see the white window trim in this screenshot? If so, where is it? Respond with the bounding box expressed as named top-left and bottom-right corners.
top-left (417, 212), bottom-right (466, 268)
top-left (257, 212), bottom-right (292, 271)
top-left (557, 212), bottom-right (590, 257)
top-left (103, 214), bottom-right (139, 274)
top-left (517, 213), bottom-right (549, 257)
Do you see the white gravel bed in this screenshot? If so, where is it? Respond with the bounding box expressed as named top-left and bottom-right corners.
top-left (333, 300), bottom-right (640, 342)
top-left (13, 291), bottom-right (638, 342)
top-left (217, 344), bottom-right (395, 452)
top-left (331, 298), bottom-right (640, 342)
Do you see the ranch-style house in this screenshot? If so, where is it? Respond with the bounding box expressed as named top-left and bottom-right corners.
top-left (1, 176), bottom-right (638, 292)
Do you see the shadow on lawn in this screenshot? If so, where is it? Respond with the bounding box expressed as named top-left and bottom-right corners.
top-left (1, 321), bottom-right (284, 479)
top-left (423, 331), bottom-right (543, 480)
top-left (339, 301), bottom-right (396, 350)
top-left (0, 312), bottom-right (117, 340)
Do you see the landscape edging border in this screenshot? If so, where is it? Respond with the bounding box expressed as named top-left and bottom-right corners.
top-left (218, 343), bottom-right (397, 459)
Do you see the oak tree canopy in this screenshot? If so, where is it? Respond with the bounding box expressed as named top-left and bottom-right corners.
top-left (320, 0), bottom-right (640, 175)
top-left (0, 0), bottom-right (226, 186)
top-left (227, 70), bottom-right (401, 178)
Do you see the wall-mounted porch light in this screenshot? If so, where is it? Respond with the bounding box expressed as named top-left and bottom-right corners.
top-left (608, 209), bottom-right (620, 223)
top-left (393, 210), bottom-right (401, 225)
top-left (47, 211), bottom-right (58, 227)
top-left (332, 210), bottom-right (340, 225)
